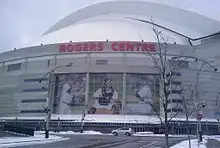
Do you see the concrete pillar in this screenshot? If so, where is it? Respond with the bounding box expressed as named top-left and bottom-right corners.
top-left (85, 72), bottom-right (90, 108)
top-left (25, 58), bottom-right (28, 73)
top-left (122, 73), bottom-right (126, 115)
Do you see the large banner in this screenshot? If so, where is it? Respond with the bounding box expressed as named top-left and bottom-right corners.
top-left (53, 73), bottom-right (159, 115)
top-left (53, 73), bottom-right (86, 114)
top-left (88, 73), bottom-right (123, 114)
top-left (126, 74), bottom-right (159, 115)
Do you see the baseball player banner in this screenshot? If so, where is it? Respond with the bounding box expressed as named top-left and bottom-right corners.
top-left (88, 73), bottom-right (123, 114)
top-left (126, 74), bottom-right (159, 115)
top-left (53, 73), bottom-right (86, 114)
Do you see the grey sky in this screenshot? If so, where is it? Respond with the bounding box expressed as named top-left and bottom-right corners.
top-left (0, 0), bottom-right (220, 53)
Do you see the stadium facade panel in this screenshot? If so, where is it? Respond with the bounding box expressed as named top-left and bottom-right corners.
top-left (0, 41), bottom-right (198, 118)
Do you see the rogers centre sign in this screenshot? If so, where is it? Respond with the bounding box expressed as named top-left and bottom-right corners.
top-left (59, 42), bottom-right (156, 53)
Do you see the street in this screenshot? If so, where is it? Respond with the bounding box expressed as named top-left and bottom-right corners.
top-left (15, 134), bottom-right (187, 148)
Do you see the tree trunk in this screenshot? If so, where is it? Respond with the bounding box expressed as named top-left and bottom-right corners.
top-left (164, 109), bottom-right (169, 148)
top-left (184, 100), bottom-right (191, 148)
top-left (186, 114), bottom-right (191, 148)
top-left (165, 127), bottom-right (169, 148)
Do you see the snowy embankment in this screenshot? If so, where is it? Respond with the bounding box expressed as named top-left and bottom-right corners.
top-left (171, 139), bottom-right (207, 148)
top-left (171, 135), bottom-right (220, 148)
top-left (0, 133), bottom-right (68, 148)
top-left (1, 114), bottom-right (219, 124)
top-left (37, 130), bottom-right (188, 138)
top-left (36, 130), bottom-right (111, 135)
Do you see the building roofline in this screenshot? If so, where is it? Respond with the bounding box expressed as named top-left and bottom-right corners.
top-left (43, 0), bottom-right (220, 38)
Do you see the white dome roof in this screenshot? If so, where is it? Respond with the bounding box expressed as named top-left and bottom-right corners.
top-left (37, 18), bottom-right (188, 45)
top-left (36, 0), bottom-right (220, 46)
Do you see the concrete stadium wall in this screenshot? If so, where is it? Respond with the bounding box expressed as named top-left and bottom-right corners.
top-left (0, 41), bottom-right (219, 119)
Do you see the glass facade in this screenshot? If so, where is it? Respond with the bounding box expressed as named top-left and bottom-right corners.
top-left (53, 73), bottom-right (86, 114)
top-left (125, 74), bottom-right (160, 115)
top-left (53, 73), bottom-right (159, 115)
top-left (88, 73), bottom-right (123, 114)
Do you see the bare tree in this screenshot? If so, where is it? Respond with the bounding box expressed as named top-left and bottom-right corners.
top-left (146, 24), bottom-right (186, 148)
top-left (182, 84), bottom-right (197, 148)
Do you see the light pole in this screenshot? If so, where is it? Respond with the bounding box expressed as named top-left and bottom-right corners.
top-left (39, 63), bottom-right (73, 138)
top-left (80, 105), bottom-right (88, 133)
top-left (195, 101), bottom-right (206, 145)
top-left (172, 56), bottom-right (217, 144)
top-left (215, 92), bottom-right (220, 133)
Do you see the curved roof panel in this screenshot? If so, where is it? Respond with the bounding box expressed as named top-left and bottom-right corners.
top-left (37, 19), bottom-right (188, 45)
top-left (44, 0), bottom-right (220, 39)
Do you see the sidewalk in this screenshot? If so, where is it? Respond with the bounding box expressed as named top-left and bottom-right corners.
top-left (0, 133), bottom-right (68, 148)
top-left (0, 131), bottom-right (26, 138)
top-left (206, 139), bottom-right (220, 148)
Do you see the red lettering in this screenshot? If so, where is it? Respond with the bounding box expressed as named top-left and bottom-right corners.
top-left (135, 43), bottom-right (142, 51)
top-left (97, 43), bottom-right (104, 51)
top-left (83, 44), bottom-right (89, 51)
top-left (142, 43), bottom-right (156, 52)
top-left (89, 43), bottom-right (96, 51)
top-left (111, 43), bottom-right (118, 51)
top-left (59, 42), bottom-right (156, 53)
top-left (67, 44), bottom-right (74, 52)
top-left (149, 43), bottom-right (156, 51)
top-left (75, 44), bottom-right (82, 51)
top-left (119, 43), bottom-right (125, 51)
top-left (142, 43), bottom-right (147, 52)
top-left (59, 44), bottom-right (66, 52)
top-left (125, 43), bottom-right (134, 51)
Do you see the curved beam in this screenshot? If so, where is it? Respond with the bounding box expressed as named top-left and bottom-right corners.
top-left (129, 17), bottom-right (220, 41)
top-left (44, 0), bottom-right (220, 37)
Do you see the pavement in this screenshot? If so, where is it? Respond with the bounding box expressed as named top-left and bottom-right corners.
top-left (0, 131), bottom-right (26, 137)
top-left (14, 134), bottom-right (188, 148)
top-left (206, 139), bottom-right (220, 148)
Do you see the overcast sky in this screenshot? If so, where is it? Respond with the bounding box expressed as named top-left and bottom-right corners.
top-left (0, 0), bottom-right (220, 53)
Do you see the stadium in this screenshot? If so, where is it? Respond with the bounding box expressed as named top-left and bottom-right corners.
top-left (1, 0), bottom-right (220, 135)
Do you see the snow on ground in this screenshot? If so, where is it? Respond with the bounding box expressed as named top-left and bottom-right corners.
top-left (133, 132), bottom-right (189, 137)
top-left (0, 114), bottom-right (219, 124)
top-left (171, 135), bottom-right (220, 148)
top-left (204, 135), bottom-right (220, 142)
top-left (171, 138), bottom-right (207, 148)
top-left (36, 130), bottom-right (189, 138)
top-left (0, 115), bottom-right (160, 124)
top-left (0, 133), bottom-right (69, 148)
top-left (36, 130), bottom-right (112, 136)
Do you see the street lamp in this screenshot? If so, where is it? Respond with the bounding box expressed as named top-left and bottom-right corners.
top-left (39, 63), bottom-right (73, 138)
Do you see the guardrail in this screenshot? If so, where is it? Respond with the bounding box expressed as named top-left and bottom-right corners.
top-left (0, 119), bottom-right (219, 135)
top-left (3, 124), bottom-right (35, 136)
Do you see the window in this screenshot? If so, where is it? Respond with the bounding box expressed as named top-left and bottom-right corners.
top-left (20, 110), bottom-right (45, 113)
top-left (172, 108), bottom-right (183, 112)
top-left (171, 81), bottom-right (182, 85)
top-left (168, 99), bottom-right (183, 103)
top-left (47, 60), bottom-right (51, 67)
top-left (168, 90), bottom-right (182, 94)
top-left (169, 60), bottom-right (189, 68)
top-left (23, 88), bottom-right (48, 92)
top-left (21, 99), bottom-right (46, 103)
top-left (167, 109), bottom-right (172, 113)
top-left (24, 78), bottom-right (48, 82)
top-left (167, 108), bottom-right (182, 113)
top-left (166, 72), bottom-right (181, 77)
top-left (96, 59), bottom-right (108, 65)
top-left (120, 127), bottom-right (129, 130)
top-left (7, 63), bottom-right (22, 72)
top-left (172, 99), bottom-right (182, 103)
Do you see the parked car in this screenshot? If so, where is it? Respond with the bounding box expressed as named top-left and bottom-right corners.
top-left (111, 127), bottom-right (134, 136)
